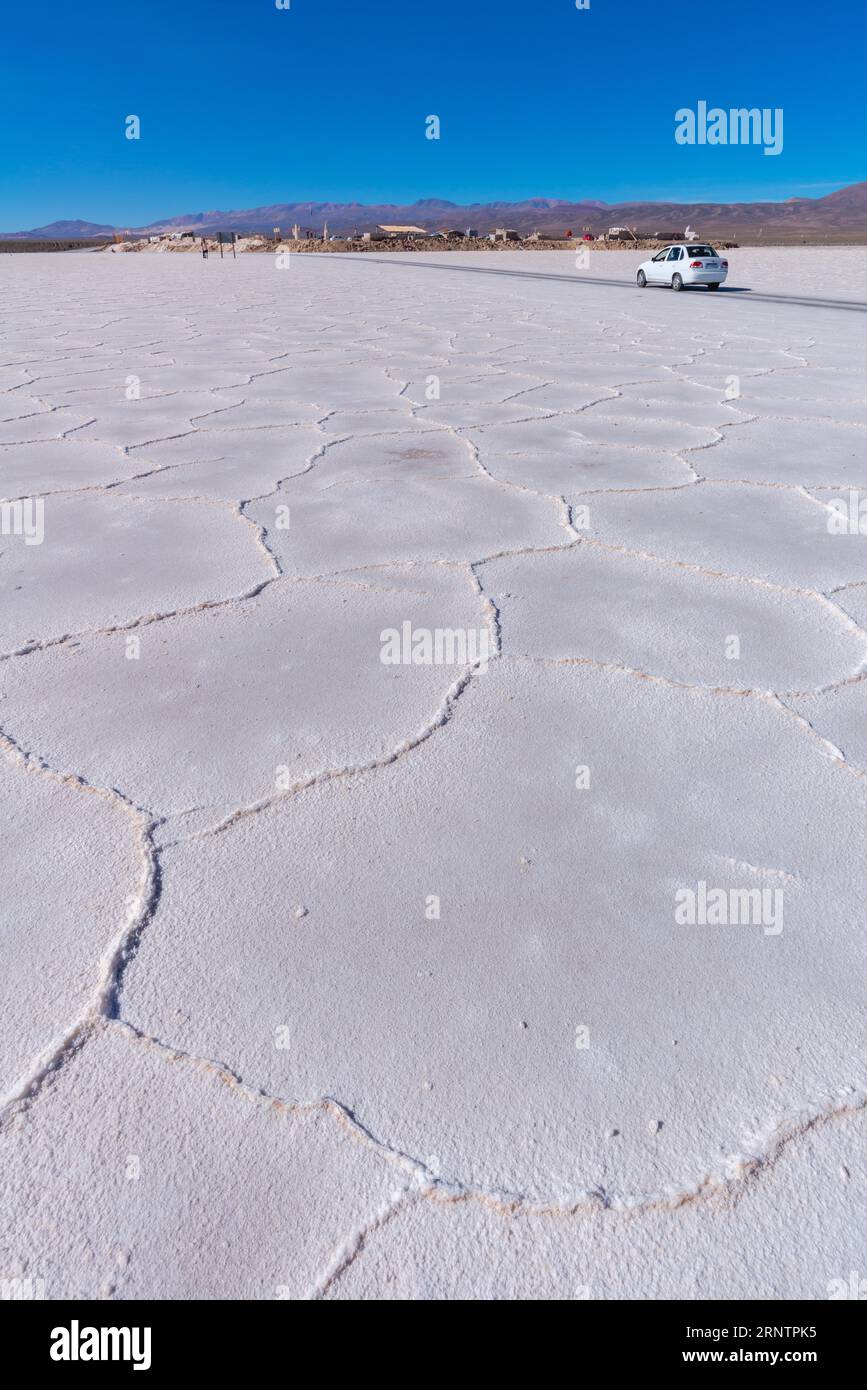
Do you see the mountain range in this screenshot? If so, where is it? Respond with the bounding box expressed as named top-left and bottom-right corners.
top-left (5, 183), bottom-right (867, 240)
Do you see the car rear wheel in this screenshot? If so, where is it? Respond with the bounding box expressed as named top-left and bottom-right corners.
top-left (671, 274), bottom-right (684, 292)
top-left (707, 282), bottom-right (720, 291)
top-left (637, 270), bottom-right (647, 287)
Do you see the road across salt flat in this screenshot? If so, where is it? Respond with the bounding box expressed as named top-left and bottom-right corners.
top-left (338, 251), bottom-right (867, 313)
top-left (0, 249), bottom-right (865, 1300)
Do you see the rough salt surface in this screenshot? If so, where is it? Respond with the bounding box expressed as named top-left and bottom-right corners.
top-left (1, 248), bottom-right (865, 1299)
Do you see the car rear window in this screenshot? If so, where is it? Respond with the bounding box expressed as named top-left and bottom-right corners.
top-left (686, 245), bottom-right (716, 257)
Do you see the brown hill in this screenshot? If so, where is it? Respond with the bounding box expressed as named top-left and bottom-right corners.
top-left (6, 184), bottom-right (867, 241)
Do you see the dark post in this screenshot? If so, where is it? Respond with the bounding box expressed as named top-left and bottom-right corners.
top-left (218, 232), bottom-right (224, 259)
top-left (231, 233), bottom-right (236, 259)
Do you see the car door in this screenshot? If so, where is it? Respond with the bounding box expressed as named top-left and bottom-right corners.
top-left (648, 247), bottom-right (672, 282)
top-left (665, 246), bottom-right (683, 281)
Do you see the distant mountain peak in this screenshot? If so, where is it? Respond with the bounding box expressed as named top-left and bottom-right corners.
top-left (5, 218), bottom-right (117, 238)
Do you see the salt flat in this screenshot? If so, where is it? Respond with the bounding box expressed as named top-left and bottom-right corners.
top-left (1, 248), bottom-right (865, 1301)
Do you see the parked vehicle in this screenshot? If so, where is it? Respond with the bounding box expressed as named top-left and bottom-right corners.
top-left (636, 243), bottom-right (729, 291)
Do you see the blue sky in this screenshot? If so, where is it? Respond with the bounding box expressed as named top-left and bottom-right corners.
top-left (1, 0), bottom-right (864, 228)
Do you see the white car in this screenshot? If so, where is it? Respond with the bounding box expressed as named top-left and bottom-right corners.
top-left (636, 243), bottom-right (728, 291)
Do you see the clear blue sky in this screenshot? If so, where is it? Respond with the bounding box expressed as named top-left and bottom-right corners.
top-left (1, 0), bottom-right (864, 228)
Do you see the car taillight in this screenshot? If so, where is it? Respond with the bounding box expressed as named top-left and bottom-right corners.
top-left (690, 260), bottom-right (703, 268)
top-left (721, 259), bottom-right (728, 267)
